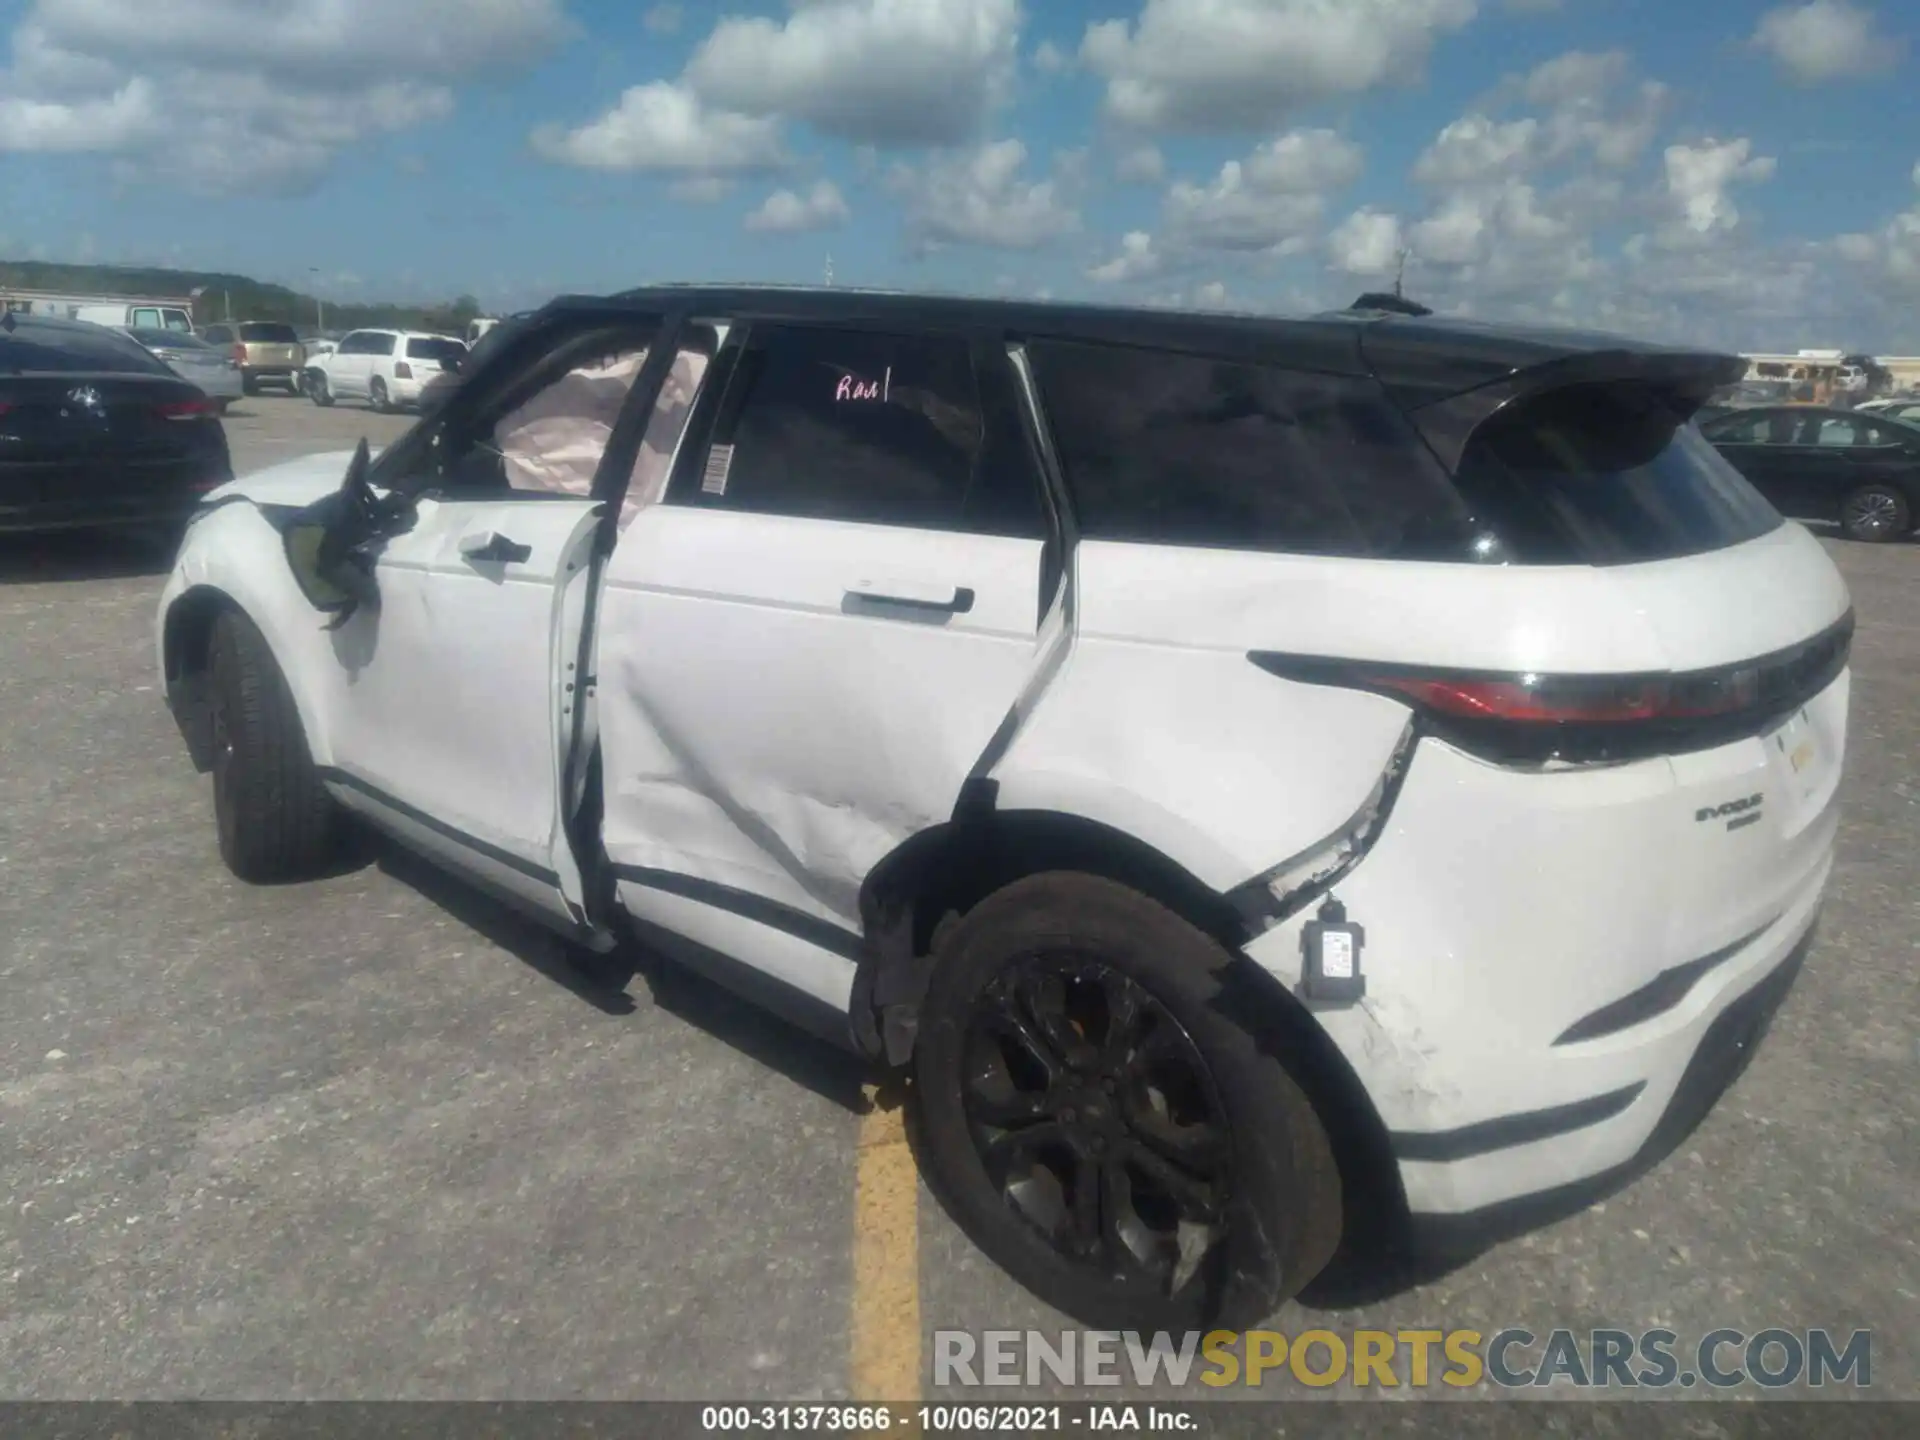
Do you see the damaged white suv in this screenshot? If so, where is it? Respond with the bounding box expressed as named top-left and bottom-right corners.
top-left (158, 288), bottom-right (1850, 1330)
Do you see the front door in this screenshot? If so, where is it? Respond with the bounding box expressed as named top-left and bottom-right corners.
top-left (319, 314), bottom-right (667, 934)
top-left (597, 322), bottom-right (1064, 967)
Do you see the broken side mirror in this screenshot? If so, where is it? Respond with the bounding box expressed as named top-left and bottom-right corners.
top-left (282, 438), bottom-right (399, 618)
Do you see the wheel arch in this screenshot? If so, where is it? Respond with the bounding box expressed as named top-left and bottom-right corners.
top-left (161, 583), bottom-right (242, 771)
top-left (852, 786), bottom-right (1409, 1259)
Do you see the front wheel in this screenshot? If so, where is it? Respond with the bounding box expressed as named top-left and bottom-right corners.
top-left (912, 872), bottom-right (1344, 1332)
top-left (368, 377), bottom-right (390, 413)
top-left (207, 609), bottom-right (341, 883)
top-left (1840, 483), bottom-right (1910, 542)
top-left (308, 371), bottom-right (333, 407)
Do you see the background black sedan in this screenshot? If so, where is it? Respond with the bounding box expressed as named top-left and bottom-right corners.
top-left (1700, 404), bottom-right (1920, 543)
top-left (1, 313), bottom-right (232, 539)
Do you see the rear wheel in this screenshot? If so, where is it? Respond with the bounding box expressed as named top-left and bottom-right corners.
top-left (912, 872), bottom-right (1343, 1331)
top-left (308, 371), bottom-right (333, 407)
top-left (207, 609), bottom-right (340, 883)
top-left (241, 374), bottom-right (260, 396)
top-left (1840, 483), bottom-right (1910, 542)
top-left (369, 377), bottom-right (390, 413)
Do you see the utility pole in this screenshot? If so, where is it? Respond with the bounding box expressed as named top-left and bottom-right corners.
top-left (824, 252), bottom-right (834, 287)
top-left (309, 267), bottom-right (324, 333)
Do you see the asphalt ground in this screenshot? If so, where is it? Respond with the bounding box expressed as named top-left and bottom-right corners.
top-left (0, 391), bottom-right (1914, 1417)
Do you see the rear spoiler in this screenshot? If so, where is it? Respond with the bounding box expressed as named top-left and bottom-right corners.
top-left (1368, 339), bottom-right (1747, 474)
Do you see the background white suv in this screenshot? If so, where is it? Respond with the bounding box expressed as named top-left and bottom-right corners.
top-left (303, 329), bottom-right (468, 412)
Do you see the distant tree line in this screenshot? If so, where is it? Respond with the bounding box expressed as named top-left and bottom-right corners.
top-left (0, 260), bottom-right (485, 336)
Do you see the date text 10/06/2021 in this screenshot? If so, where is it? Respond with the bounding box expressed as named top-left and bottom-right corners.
top-left (701, 1407), bottom-right (1192, 1432)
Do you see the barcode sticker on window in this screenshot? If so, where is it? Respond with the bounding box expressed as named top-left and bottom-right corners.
top-left (701, 443), bottom-right (734, 495)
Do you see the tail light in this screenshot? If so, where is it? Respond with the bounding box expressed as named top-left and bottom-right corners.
top-left (394, 361), bottom-right (413, 379)
top-left (1249, 616), bottom-right (1852, 766)
top-left (156, 397), bottom-right (221, 420)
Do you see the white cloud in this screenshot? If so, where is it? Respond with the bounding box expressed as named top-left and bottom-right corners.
top-left (1328, 207), bottom-right (1406, 275)
top-left (0, 0), bottom-right (568, 192)
top-left (530, 81), bottom-right (788, 173)
top-left (685, 0), bottom-right (1020, 147)
top-left (745, 180), bottom-right (851, 232)
top-left (894, 138), bottom-right (1080, 252)
top-left (1751, 2), bottom-right (1901, 85)
top-left (1080, 0), bottom-right (1478, 133)
top-left (644, 4), bottom-right (682, 34)
top-left (1033, 40), bottom-right (1071, 73)
top-left (1413, 114), bottom-right (1538, 186)
top-left (1088, 230), bottom-right (1164, 282)
top-left (1658, 136), bottom-right (1776, 241)
top-left (1116, 144), bottom-right (1166, 183)
top-left (1162, 128), bottom-right (1363, 251)
top-left (1830, 161), bottom-right (1920, 293)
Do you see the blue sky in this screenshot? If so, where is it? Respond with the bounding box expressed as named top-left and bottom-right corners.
top-left (1, 1), bottom-right (1916, 350)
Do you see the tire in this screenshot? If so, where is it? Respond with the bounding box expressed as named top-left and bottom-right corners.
top-left (206, 609), bottom-right (340, 883)
top-left (241, 374), bottom-right (260, 396)
top-left (215, 399), bottom-right (231, 416)
top-left (369, 377), bottom-right (390, 413)
top-left (308, 372), bottom-right (333, 407)
top-left (913, 872), bottom-right (1343, 1332)
top-left (1840, 483), bottom-right (1910, 542)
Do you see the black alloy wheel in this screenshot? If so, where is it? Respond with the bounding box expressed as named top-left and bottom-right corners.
top-left (961, 952), bottom-right (1233, 1300)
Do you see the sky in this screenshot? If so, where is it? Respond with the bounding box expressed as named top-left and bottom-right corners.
top-left (0, 0), bottom-right (1916, 352)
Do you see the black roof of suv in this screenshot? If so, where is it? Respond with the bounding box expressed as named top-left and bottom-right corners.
top-left (538, 284), bottom-right (1743, 414)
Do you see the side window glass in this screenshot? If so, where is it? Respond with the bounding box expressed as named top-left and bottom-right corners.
top-left (131, 309), bottom-right (160, 328)
top-left (432, 328), bottom-right (657, 499)
top-left (1709, 413), bottom-right (1769, 444)
top-left (672, 327), bottom-right (992, 531)
top-left (623, 334), bottom-right (718, 527)
top-left (1854, 420), bottom-right (1899, 448)
top-left (1813, 418), bottom-right (1858, 447)
top-left (373, 334), bottom-right (396, 358)
top-left (1028, 340), bottom-right (1469, 558)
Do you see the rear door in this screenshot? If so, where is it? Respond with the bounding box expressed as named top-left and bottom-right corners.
top-left (597, 322), bottom-right (1063, 973)
top-left (329, 332), bottom-right (373, 398)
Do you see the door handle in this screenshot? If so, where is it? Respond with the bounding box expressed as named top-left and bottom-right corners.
top-left (459, 530), bottom-right (532, 565)
top-left (843, 580), bottom-right (975, 615)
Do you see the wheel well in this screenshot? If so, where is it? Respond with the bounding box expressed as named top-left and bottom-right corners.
top-left (854, 796), bottom-right (1409, 1260)
top-left (162, 586), bottom-right (237, 771)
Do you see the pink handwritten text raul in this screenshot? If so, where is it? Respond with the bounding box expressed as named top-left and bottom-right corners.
top-left (835, 365), bottom-right (892, 402)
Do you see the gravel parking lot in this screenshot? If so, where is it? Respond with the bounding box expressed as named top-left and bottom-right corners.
top-left (1, 393), bottom-right (1915, 1410)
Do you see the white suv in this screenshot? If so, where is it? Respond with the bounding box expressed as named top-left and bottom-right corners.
top-left (155, 289), bottom-right (1850, 1330)
top-left (303, 329), bottom-right (468, 412)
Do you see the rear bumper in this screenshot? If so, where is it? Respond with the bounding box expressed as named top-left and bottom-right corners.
top-left (1240, 668), bottom-right (1845, 1230)
top-left (1406, 922), bottom-right (1810, 1254)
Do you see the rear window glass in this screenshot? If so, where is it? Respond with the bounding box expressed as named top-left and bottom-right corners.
top-left (1029, 340), bottom-right (1479, 559)
top-left (407, 337), bottom-right (467, 363)
top-left (0, 322), bottom-right (171, 375)
top-left (1452, 383), bottom-right (1783, 565)
top-left (238, 323), bottom-right (299, 343)
top-left (128, 328), bottom-right (211, 350)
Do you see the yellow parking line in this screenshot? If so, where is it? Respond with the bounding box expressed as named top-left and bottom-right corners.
top-left (850, 1081), bottom-right (921, 1407)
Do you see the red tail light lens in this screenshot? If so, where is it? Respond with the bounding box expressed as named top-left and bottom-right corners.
top-left (157, 397), bottom-right (220, 420)
top-left (1250, 615), bottom-right (1851, 766)
top-left (394, 361), bottom-right (413, 379)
